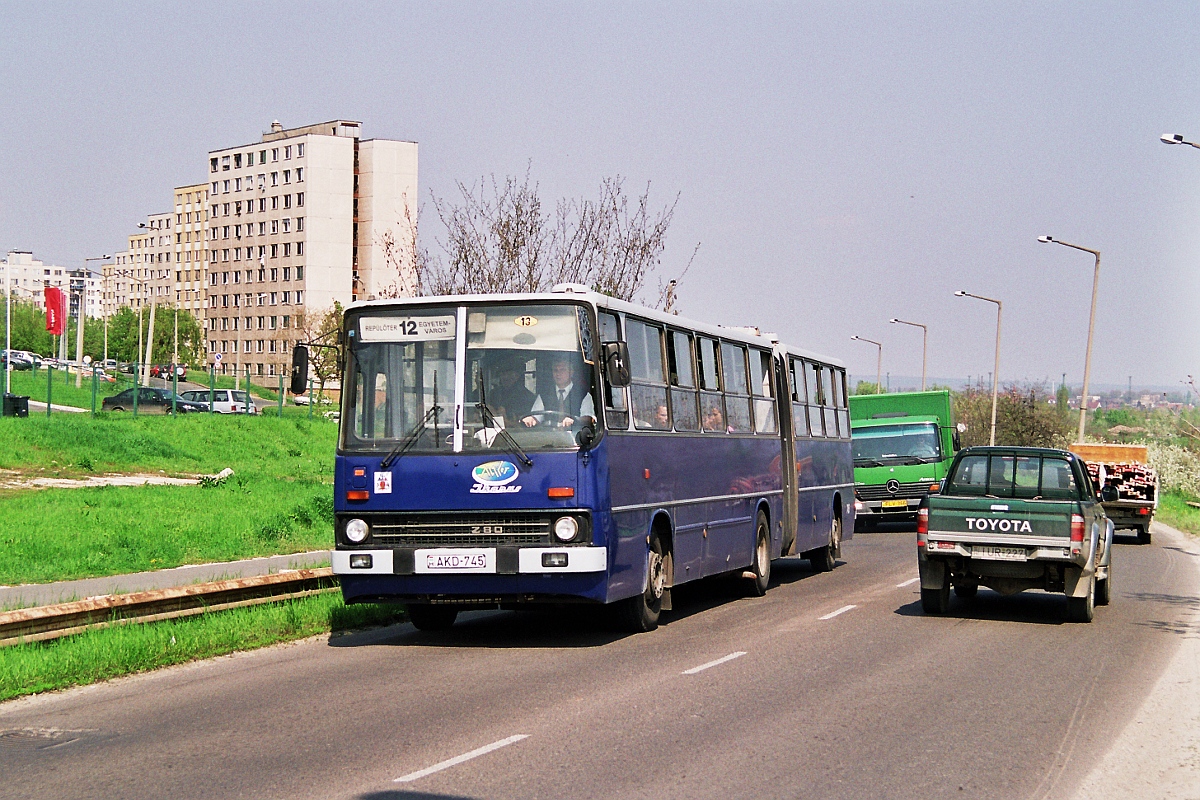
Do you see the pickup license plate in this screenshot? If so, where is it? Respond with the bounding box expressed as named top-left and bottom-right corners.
top-left (971, 546), bottom-right (1026, 562)
top-left (881, 499), bottom-right (908, 510)
top-left (415, 548), bottom-right (494, 573)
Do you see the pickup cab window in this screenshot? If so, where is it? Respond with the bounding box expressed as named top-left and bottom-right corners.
top-left (946, 453), bottom-right (1082, 500)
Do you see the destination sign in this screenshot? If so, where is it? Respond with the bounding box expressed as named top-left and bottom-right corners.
top-left (359, 315), bottom-right (456, 342)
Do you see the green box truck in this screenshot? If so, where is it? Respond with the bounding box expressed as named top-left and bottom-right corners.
top-left (849, 390), bottom-right (958, 528)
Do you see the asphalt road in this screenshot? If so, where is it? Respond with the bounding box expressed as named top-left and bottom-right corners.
top-left (2, 523), bottom-right (1197, 800)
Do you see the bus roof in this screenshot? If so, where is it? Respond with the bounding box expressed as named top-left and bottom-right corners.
top-left (346, 288), bottom-right (847, 369)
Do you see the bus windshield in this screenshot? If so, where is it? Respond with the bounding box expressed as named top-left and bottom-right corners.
top-left (344, 302), bottom-right (597, 454)
top-left (852, 422), bottom-right (942, 466)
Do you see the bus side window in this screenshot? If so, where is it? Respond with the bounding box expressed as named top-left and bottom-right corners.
top-left (697, 336), bottom-right (725, 433)
top-left (667, 330), bottom-right (699, 431)
top-left (822, 365), bottom-right (839, 438)
top-left (805, 360), bottom-right (824, 437)
top-left (790, 357), bottom-right (809, 437)
top-left (750, 348), bottom-right (777, 434)
top-left (835, 368), bottom-right (850, 438)
top-left (627, 317), bottom-right (670, 431)
top-left (599, 311), bottom-right (628, 429)
top-left (721, 342), bottom-right (752, 432)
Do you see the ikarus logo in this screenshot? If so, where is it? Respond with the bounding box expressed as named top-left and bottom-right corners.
top-left (470, 460), bottom-right (522, 494)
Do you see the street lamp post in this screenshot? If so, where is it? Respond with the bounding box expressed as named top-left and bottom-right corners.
top-left (1038, 235), bottom-right (1100, 443)
top-left (955, 291), bottom-right (1002, 445)
top-left (1160, 133), bottom-right (1200, 149)
top-left (889, 317), bottom-right (928, 390)
top-left (850, 335), bottom-right (883, 393)
top-left (77, 256), bottom-right (110, 388)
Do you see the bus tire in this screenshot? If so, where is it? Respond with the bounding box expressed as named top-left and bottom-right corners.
top-left (746, 511), bottom-right (771, 597)
top-left (808, 514), bottom-right (841, 573)
top-left (622, 531), bottom-right (665, 632)
top-left (407, 605), bottom-right (458, 631)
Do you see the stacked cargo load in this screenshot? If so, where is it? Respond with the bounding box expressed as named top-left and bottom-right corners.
top-left (1069, 443), bottom-right (1158, 544)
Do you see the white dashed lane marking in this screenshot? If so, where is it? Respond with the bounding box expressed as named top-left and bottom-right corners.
top-left (818, 604), bottom-right (857, 620)
top-left (896, 577), bottom-right (920, 588)
top-left (395, 735), bottom-right (529, 783)
top-left (682, 651), bottom-right (747, 675)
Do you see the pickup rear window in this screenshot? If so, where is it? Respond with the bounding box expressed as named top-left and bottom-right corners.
top-left (945, 454), bottom-right (1080, 500)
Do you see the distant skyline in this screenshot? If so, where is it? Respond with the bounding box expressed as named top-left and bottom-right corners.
top-left (2, 2), bottom-right (1197, 384)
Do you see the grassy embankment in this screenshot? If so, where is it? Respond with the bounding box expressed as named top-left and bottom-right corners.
top-left (0, 412), bottom-right (403, 701)
top-left (1157, 491), bottom-right (1200, 537)
top-left (0, 593), bottom-right (405, 702)
top-left (4, 366), bottom-right (130, 409)
top-left (0, 412), bottom-right (339, 585)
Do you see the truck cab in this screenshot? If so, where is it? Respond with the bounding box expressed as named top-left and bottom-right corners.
top-left (919, 446), bottom-right (1113, 622)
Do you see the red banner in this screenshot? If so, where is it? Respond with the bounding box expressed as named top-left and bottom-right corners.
top-left (44, 286), bottom-right (66, 335)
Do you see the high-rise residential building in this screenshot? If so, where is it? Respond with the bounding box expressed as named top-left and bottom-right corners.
top-left (204, 119), bottom-right (417, 378)
top-left (2, 250), bottom-right (100, 316)
top-left (173, 183), bottom-right (210, 321)
top-left (103, 212), bottom-right (175, 319)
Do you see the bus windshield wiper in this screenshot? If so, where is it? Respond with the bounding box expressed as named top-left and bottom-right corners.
top-left (380, 404), bottom-right (443, 469)
top-left (475, 401), bottom-right (533, 468)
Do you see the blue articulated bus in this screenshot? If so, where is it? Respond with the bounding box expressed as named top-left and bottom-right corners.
top-left (309, 286), bottom-right (854, 631)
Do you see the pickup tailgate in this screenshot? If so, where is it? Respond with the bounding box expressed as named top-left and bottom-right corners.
top-left (928, 497), bottom-right (1074, 547)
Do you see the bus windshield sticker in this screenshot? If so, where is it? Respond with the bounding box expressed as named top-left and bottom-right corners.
top-left (359, 315), bottom-right (457, 342)
top-left (514, 315), bottom-right (538, 327)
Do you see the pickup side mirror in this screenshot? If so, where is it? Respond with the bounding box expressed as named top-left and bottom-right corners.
top-left (1100, 485), bottom-right (1118, 503)
top-left (290, 345), bottom-right (310, 395)
top-left (603, 341), bottom-right (631, 388)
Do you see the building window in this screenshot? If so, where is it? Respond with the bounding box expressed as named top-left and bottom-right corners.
top-left (296, 217), bottom-right (303, 232)
top-left (256, 340), bottom-right (264, 353)
top-left (295, 242), bottom-right (303, 256)
top-left (211, 183), bottom-right (219, 195)
top-left (233, 248), bottom-right (241, 261)
top-left (245, 152), bottom-right (254, 167)
top-left (271, 220), bottom-right (278, 235)
top-left (283, 194), bottom-right (291, 209)
top-left (283, 170), bottom-right (291, 184)
top-left (282, 243), bottom-right (290, 257)
top-left (296, 290), bottom-right (303, 304)
top-left (258, 292), bottom-right (266, 305)
top-left (234, 153), bottom-right (242, 169)
top-left (260, 149), bottom-right (267, 163)
top-left (234, 178), bottom-right (242, 191)
top-left (271, 172), bottom-right (278, 186)
top-left (223, 204), bottom-right (230, 216)
top-left (222, 156), bottom-right (230, 171)
top-left (296, 192), bottom-right (303, 207)
top-left (233, 271), bottom-right (240, 284)
top-left (271, 196), bottom-right (278, 210)
top-left (282, 219), bottom-right (290, 233)
top-left (271, 148), bottom-right (279, 162)
top-left (270, 292), bottom-right (277, 305)
top-left (295, 266), bottom-right (303, 281)
top-left (221, 249), bottom-right (229, 262)
top-left (258, 198), bottom-right (266, 213)
top-left (296, 143), bottom-right (304, 157)
top-left (282, 315), bottom-right (290, 328)
top-left (282, 267), bottom-right (290, 281)
top-left (210, 158), bottom-right (218, 173)
top-left (284, 146), bottom-right (291, 159)
top-left (223, 180), bottom-right (230, 193)
top-left (296, 167), bottom-right (303, 182)
top-left (282, 291), bottom-right (290, 304)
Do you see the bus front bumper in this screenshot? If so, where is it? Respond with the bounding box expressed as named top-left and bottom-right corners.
top-left (332, 546), bottom-right (608, 575)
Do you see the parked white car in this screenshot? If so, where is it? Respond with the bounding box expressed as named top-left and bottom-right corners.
top-left (179, 389), bottom-right (259, 414)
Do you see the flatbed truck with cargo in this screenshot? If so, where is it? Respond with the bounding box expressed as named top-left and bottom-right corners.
top-left (1069, 443), bottom-right (1158, 544)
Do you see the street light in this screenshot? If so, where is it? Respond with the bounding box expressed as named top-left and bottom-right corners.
top-left (955, 291), bottom-right (1002, 446)
top-left (850, 335), bottom-right (883, 393)
top-left (889, 317), bottom-right (928, 390)
top-left (1160, 133), bottom-right (1200, 149)
top-left (1038, 235), bottom-right (1100, 443)
top-left (75, 256), bottom-right (110, 388)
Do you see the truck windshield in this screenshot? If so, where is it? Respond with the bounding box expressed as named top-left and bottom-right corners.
top-left (852, 422), bottom-right (941, 466)
top-left (343, 302), bottom-right (597, 454)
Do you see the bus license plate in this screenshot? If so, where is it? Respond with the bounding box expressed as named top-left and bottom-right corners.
top-left (972, 546), bottom-right (1026, 562)
top-left (416, 548), bottom-right (495, 573)
top-left (881, 499), bottom-right (908, 510)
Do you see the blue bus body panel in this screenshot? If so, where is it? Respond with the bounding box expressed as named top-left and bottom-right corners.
top-left (791, 437), bottom-right (856, 554)
top-left (605, 432), bottom-right (784, 599)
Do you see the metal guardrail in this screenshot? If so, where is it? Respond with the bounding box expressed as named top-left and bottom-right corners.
top-left (0, 568), bottom-right (337, 647)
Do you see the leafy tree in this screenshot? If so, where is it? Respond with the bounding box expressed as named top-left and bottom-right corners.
top-left (853, 381), bottom-right (882, 395)
top-left (954, 385), bottom-right (1072, 448)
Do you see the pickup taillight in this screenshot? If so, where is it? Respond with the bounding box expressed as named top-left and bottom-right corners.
top-left (1070, 514), bottom-right (1085, 542)
top-left (916, 508), bottom-right (929, 539)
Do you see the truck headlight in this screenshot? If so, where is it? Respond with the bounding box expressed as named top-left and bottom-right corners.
top-left (345, 518), bottom-right (369, 543)
top-left (553, 516), bottom-right (579, 542)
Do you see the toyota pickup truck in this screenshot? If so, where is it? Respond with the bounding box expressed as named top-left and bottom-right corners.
top-left (918, 446), bottom-right (1113, 622)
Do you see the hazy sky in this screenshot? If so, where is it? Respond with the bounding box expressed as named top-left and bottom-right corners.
top-left (2, 2), bottom-right (1198, 387)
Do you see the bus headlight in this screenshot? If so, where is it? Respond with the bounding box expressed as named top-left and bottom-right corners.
top-left (553, 516), bottom-right (579, 542)
top-left (345, 518), bottom-right (369, 543)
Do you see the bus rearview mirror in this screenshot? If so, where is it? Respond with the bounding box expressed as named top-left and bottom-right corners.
top-left (603, 342), bottom-right (631, 387)
top-left (290, 346), bottom-right (310, 395)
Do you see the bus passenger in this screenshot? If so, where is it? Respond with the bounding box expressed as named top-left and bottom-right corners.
top-left (702, 401), bottom-right (726, 432)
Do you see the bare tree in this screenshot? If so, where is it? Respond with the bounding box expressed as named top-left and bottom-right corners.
top-left (380, 168), bottom-right (696, 306)
top-left (295, 303), bottom-right (344, 401)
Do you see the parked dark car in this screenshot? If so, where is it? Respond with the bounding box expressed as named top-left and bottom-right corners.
top-left (101, 387), bottom-right (208, 414)
top-left (1, 351), bottom-right (33, 371)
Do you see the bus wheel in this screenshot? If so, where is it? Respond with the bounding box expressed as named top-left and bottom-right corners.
top-left (809, 514), bottom-right (841, 573)
top-left (407, 605), bottom-right (458, 631)
top-left (623, 532), bottom-right (665, 632)
top-left (746, 511), bottom-right (771, 597)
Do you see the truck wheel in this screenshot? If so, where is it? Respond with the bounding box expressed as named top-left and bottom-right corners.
top-left (1096, 566), bottom-right (1112, 607)
top-left (954, 583), bottom-right (978, 600)
top-left (1137, 526), bottom-right (1152, 545)
top-left (622, 531), bottom-right (665, 632)
top-left (745, 511), bottom-right (771, 597)
top-left (407, 605), bottom-right (458, 631)
top-left (921, 573), bottom-right (950, 615)
top-left (1067, 574), bottom-right (1096, 623)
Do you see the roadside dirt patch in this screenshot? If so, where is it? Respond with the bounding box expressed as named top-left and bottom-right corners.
top-left (0, 472), bottom-right (200, 491)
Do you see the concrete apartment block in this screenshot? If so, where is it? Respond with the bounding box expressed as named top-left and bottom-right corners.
top-left (357, 139), bottom-right (419, 298)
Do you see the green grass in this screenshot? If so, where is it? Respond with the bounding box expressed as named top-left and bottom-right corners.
top-left (4, 367), bottom-right (132, 409)
top-left (0, 592), bottom-right (406, 701)
top-left (1157, 490), bottom-right (1200, 538)
top-left (0, 414), bottom-right (339, 584)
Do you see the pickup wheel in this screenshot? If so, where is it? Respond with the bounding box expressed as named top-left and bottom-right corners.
top-left (954, 582), bottom-right (978, 600)
top-left (1137, 525), bottom-right (1152, 545)
top-left (1067, 574), bottom-right (1096, 623)
top-left (921, 572), bottom-right (950, 615)
top-left (407, 605), bottom-right (458, 631)
top-left (1096, 565), bottom-right (1112, 607)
